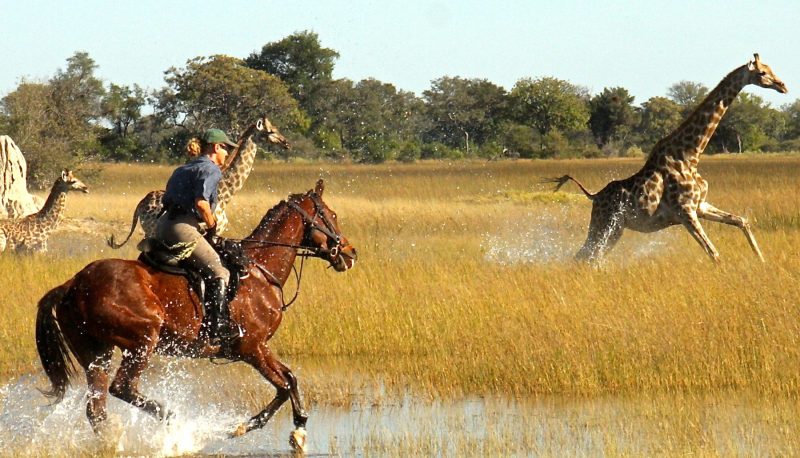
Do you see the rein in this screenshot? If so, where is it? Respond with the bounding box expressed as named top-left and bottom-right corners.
top-left (230, 193), bottom-right (341, 311)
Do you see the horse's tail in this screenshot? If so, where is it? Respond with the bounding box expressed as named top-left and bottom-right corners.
top-left (35, 283), bottom-right (75, 402)
top-left (107, 193), bottom-right (154, 249)
top-left (542, 175), bottom-right (597, 200)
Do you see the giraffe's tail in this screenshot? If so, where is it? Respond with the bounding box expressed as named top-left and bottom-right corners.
top-left (107, 195), bottom-right (150, 249)
top-left (542, 175), bottom-right (596, 200)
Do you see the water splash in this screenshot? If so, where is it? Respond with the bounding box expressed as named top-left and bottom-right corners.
top-left (0, 363), bottom-right (280, 457)
top-left (482, 209), bottom-right (577, 265)
top-left (482, 209), bottom-right (679, 266)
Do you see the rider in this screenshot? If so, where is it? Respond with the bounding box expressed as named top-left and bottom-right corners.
top-left (156, 128), bottom-right (237, 346)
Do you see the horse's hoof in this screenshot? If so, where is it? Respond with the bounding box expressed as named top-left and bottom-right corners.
top-left (230, 423), bottom-right (248, 438)
top-left (289, 427), bottom-right (307, 453)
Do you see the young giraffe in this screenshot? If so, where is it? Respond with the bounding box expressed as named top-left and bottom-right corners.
top-left (107, 116), bottom-right (290, 248)
top-left (550, 54), bottom-right (787, 263)
top-left (0, 170), bottom-right (89, 254)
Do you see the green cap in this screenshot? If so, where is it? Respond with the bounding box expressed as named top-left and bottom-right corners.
top-left (202, 128), bottom-right (237, 148)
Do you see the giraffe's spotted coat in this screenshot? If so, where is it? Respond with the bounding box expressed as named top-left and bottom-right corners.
top-left (553, 54), bottom-right (786, 263)
top-left (0, 170), bottom-right (88, 253)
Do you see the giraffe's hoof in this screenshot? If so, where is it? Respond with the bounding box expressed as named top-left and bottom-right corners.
top-left (289, 427), bottom-right (307, 453)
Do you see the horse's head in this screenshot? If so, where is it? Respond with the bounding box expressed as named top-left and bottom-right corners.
top-left (290, 179), bottom-right (356, 271)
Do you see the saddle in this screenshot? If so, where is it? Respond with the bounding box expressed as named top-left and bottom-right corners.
top-left (137, 236), bottom-right (251, 305)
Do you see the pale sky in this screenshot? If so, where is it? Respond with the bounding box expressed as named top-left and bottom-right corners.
top-left (2, 0), bottom-right (799, 108)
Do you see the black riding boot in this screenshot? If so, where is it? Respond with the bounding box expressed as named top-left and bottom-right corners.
top-left (205, 278), bottom-right (235, 345)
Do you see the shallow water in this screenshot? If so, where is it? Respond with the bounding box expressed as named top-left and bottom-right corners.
top-left (1, 359), bottom-right (798, 456)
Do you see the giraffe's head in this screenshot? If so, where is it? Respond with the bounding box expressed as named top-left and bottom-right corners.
top-left (747, 54), bottom-right (788, 94)
top-left (56, 170), bottom-right (89, 194)
top-left (257, 116), bottom-right (291, 150)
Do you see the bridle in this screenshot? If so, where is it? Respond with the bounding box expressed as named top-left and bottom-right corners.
top-left (234, 193), bottom-right (352, 310)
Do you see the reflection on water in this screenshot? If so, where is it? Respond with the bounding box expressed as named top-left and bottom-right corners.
top-left (1, 358), bottom-right (798, 456)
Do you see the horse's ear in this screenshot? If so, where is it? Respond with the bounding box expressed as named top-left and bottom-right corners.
top-left (61, 169), bottom-right (69, 181)
top-left (314, 179), bottom-right (325, 195)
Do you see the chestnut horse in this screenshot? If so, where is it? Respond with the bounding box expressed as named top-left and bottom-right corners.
top-left (35, 180), bottom-right (356, 452)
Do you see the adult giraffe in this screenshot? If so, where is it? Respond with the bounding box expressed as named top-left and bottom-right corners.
top-left (549, 54), bottom-right (787, 263)
top-left (107, 116), bottom-right (289, 248)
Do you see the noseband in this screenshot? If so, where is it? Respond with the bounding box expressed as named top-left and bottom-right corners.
top-left (287, 193), bottom-right (347, 259)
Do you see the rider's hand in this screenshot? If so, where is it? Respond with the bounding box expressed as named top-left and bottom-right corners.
top-left (205, 223), bottom-right (217, 241)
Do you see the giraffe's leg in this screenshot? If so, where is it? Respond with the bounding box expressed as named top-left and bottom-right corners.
top-left (680, 211), bottom-right (720, 263)
top-left (576, 207), bottom-right (625, 262)
top-left (697, 202), bottom-right (764, 262)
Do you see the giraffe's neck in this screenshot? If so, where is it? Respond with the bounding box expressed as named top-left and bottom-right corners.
top-left (650, 65), bottom-right (749, 169)
top-left (36, 182), bottom-right (67, 226)
top-left (217, 124), bottom-right (259, 206)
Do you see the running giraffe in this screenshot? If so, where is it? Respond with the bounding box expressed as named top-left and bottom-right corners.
top-left (549, 54), bottom-right (787, 262)
top-left (107, 116), bottom-right (290, 248)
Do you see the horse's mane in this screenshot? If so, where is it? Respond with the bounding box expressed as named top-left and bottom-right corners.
top-left (252, 192), bottom-right (307, 233)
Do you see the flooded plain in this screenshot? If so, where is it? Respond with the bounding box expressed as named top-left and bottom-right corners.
top-left (2, 356), bottom-right (798, 457)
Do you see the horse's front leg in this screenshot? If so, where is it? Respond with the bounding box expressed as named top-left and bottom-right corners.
top-left (233, 344), bottom-right (307, 452)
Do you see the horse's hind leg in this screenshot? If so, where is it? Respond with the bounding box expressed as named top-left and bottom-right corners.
top-left (109, 338), bottom-right (172, 422)
top-left (84, 350), bottom-right (113, 431)
top-left (60, 311), bottom-right (114, 432)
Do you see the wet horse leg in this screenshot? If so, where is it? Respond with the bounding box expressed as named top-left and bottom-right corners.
top-left (59, 307), bottom-right (114, 432)
top-left (71, 341), bottom-right (113, 431)
top-left (83, 350), bottom-right (113, 431)
top-left (233, 344), bottom-right (307, 446)
top-left (109, 338), bottom-right (172, 422)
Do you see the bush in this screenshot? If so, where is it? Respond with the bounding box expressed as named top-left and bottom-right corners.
top-left (622, 145), bottom-right (645, 158)
top-left (396, 140), bottom-right (421, 163)
top-left (420, 142), bottom-right (460, 160)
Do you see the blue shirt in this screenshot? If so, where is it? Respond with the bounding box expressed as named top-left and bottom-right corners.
top-left (162, 156), bottom-right (222, 217)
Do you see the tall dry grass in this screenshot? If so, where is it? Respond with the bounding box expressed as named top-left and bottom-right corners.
top-left (3, 156), bottom-right (800, 399)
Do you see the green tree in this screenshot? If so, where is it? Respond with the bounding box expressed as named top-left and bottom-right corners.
top-left (339, 78), bottom-right (422, 163)
top-left (636, 96), bottom-right (682, 151)
top-left (509, 77), bottom-right (589, 150)
top-left (0, 52), bottom-right (104, 185)
top-left (667, 80), bottom-right (708, 115)
top-left (154, 54), bottom-right (307, 157)
top-left (245, 31), bottom-right (339, 109)
top-left (588, 87), bottom-right (636, 148)
top-left (101, 83), bottom-right (146, 137)
top-left (781, 99), bottom-right (800, 139)
top-left (713, 93), bottom-right (784, 153)
top-left (422, 76), bottom-right (507, 155)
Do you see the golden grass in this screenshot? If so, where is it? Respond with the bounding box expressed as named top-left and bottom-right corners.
top-left (3, 156), bottom-right (800, 401)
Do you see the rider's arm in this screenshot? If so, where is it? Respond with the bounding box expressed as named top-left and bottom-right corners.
top-left (195, 197), bottom-right (216, 230)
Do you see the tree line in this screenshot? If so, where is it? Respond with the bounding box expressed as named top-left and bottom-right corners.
top-left (2, 31), bottom-right (800, 187)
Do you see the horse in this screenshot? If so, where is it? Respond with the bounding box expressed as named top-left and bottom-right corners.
top-left (35, 179), bottom-right (356, 452)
